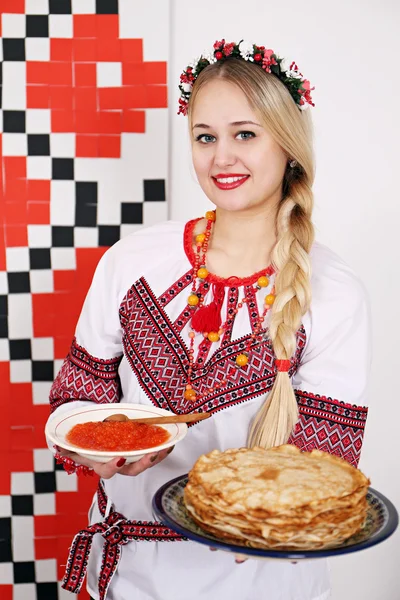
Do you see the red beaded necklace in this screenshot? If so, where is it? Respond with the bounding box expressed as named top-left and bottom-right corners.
top-left (184, 211), bottom-right (276, 403)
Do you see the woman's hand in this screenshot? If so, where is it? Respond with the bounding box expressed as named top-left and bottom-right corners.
top-left (55, 446), bottom-right (174, 479)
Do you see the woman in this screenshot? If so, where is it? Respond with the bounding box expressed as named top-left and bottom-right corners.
top-left (47, 40), bottom-right (370, 600)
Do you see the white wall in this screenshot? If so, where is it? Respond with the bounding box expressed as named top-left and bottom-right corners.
top-left (169, 1), bottom-right (400, 598)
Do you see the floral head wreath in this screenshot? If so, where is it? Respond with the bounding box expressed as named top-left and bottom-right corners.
top-left (178, 39), bottom-right (315, 116)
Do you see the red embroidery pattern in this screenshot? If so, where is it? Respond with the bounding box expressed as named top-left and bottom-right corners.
top-left (62, 481), bottom-right (185, 600)
top-left (288, 390), bottom-right (368, 467)
top-left (49, 337), bottom-right (122, 412)
top-left (119, 277), bottom-right (306, 415)
top-left (54, 451), bottom-right (94, 477)
top-left (158, 269), bottom-right (193, 307)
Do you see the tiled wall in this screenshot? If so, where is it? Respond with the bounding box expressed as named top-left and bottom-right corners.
top-left (0, 1), bottom-right (169, 598)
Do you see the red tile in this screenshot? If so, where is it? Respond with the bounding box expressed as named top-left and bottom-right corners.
top-left (123, 85), bottom-right (146, 109)
top-left (0, 586), bottom-right (12, 600)
top-left (35, 537), bottom-right (59, 560)
top-left (27, 179), bottom-right (51, 201)
top-left (122, 62), bottom-right (146, 86)
top-left (5, 225), bottom-right (28, 247)
top-left (74, 87), bottom-right (97, 111)
top-left (50, 39), bottom-right (73, 61)
top-left (35, 515), bottom-right (57, 537)
top-left (0, 454), bottom-right (11, 494)
top-left (51, 110), bottom-right (75, 133)
top-left (49, 62), bottom-right (73, 86)
top-left (96, 14), bottom-right (119, 39)
top-left (74, 39), bottom-right (97, 62)
top-left (98, 111), bottom-right (121, 134)
top-left (0, 226), bottom-right (6, 269)
top-left (99, 135), bottom-right (120, 158)
top-left (10, 427), bottom-right (35, 452)
top-left (145, 62), bottom-right (167, 85)
top-left (9, 450), bottom-right (34, 472)
top-left (27, 202), bottom-right (50, 225)
top-left (122, 110), bottom-right (145, 133)
top-left (4, 202), bottom-right (27, 225)
top-left (146, 85), bottom-right (168, 108)
top-left (98, 87), bottom-right (123, 110)
top-left (53, 269), bottom-right (76, 292)
top-left (74, 63), bottom-right (97, 87)
top-left (50, 86), bottom-right (74, 110)
top-left (26, 62), bottom-right (49, 85)
top-left (54, 336), bottom-right (72, 359)
top-left (96, 38), bottom-right (120, 61)
top-left (120, 39), bottom-right (143, 62)
top-left (3, 178), bottom-right (27, 202)
top-left (3, 157), bottom-right (27, 179)
top-left (73, 14), bottom-right (97, 38)
top-left (0, 0), bottom-right (25, 13)
top-left (75, 111), bottom-right (99, 134)
top-left (76, 135), bottom-right (98, 158)
top-left (27, 85), bottom-right (50, 109)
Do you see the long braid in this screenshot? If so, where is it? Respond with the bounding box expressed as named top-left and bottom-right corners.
top-left (248, 174), bottom-right (314, 449)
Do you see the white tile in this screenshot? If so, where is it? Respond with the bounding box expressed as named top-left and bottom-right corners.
top-left (6, 247), bottom-right (30, 272)
top-left (0, 495), bottom-right (12, 518)
top-left (0, 110), bottom-right (3, 133)
top-left (11, 472), bottom-right (34, 495)
top-left (26, 109), bottom-right (51, 134)
top-left (0, 272), bottom-right (8, 294)
top-left (0, 339), bottom-right (10, 361)
top-left (97, 62), bottom-right (122, 88)
top-left (10, 360), bottom-right (32, 383)
top-left (26, 0), bottom-right (50, 14)
top-left (2, 133), bottom-right (27, 156)
top-left (74, 227), bottom-right (99, 247)
top-left (120, 224), bottom-right (143, 238)
top-left (2, 62), bottom-right (26, 110)
top-left (71, 0), bottom-right (96, 13)
top-left (32, 381), bottom-right (53, 405)
top-left (25, 37), bottom-right (50, 62)
top-left (143, 201), bottom-right (167, 227)
top-left (32, 337), bottom-right (54, 361)
top-left (51, 179), bottom-right (74, 204)
top-left (13, 583), bottom-right (36, 600)
top-left (34, 493), bottom-right (56, 516)
top-left (1, 14), bottom-right (26, 37)
top-left (0, 562), bottom-right (13, 585)
top-left (30, 269), bottom-right (54, 293)
top-left (54, 359), bottom-right (64, 376)
top-left (27, 156), bottom-right (52, 180)
top-left (50, 133), bottom-right (75, 157)
top-left (35, 558), bottom-right (57, 582)
top-left (56, 470), bottom-right (78, 492)
top-left (49, 14), bottom-right (73, 38)
top-left (34, 449), bottom-right (54, 472)
top-left (51, 248), bottom-right (76, 270)
top-left (50, 186), bottom-right (75, 225)
top-left (28, 224), bottom-right (52, 248)
top-left (8, 294), bottom-right (33, 339)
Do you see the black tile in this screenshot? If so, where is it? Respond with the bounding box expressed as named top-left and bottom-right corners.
top-left (75, 203), bottom-right (97, 227)
top-left (0, 317), bottom-right (8, 338)
top-left (0, 296), bottom-right (7, 316)
top-left (27, 134), bottom-right (50, 156)
top-left (9, 339), bottom-right (32, 360)
top-left (76, 181), bottom-right (97, 205)
top-left (54, 457), bottom-right (65, 471)
top-left (13, 561), bottom-right (36, 584)
top-left (2, 39), bottom-right (25, 61)
top-left (121, 203), bottom-right (142, 224)
top-left (49, 0), bottom-right (72, 13)
top-left (96, 0), bottom-right (119, 13)
top-left (52, 158), bottom-right (74, 180)
top-left (32, 360), bottom-right (54, 381)
top-left (0, 518), bottom-right (12, 562)
top-left (0, 63), bottom-right (2, 85)
top-left (7, 273), bottom-right (30, 294)
top-left (34, 472), bottom-right (56, 494)
top-left (29, 248), bottom-right (51, 270)
top-left (0, 85), bottom-right (2, 109)
top-left (51, 226), bottom-right (74, 247)
top-left (98, 225), bottom-right (120, 247)
top-left (144, 179), bottom-right (165, 202)
top-left (11, 495), bottom-right (34, 516)
top-left (3, 110), bottom-right (26, 133)
top-left (37, 583), bottom-right (59, 600)
top-left (26, 15), bottom-right (49, 37)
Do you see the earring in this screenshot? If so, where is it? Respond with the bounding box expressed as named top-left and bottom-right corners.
top-left (289, 159), bottom-right (297, 168)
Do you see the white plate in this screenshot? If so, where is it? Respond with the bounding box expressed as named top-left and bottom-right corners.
top-left (45, 403), bottom-right (188, 463)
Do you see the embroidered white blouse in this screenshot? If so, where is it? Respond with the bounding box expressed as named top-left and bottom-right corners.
top-left (46, 219), bottom-right (371, 600)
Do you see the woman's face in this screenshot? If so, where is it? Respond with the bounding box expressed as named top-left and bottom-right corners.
top-left (191, 79), bottom-right (288, 213)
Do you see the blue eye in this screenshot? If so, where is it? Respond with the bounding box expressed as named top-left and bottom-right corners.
top-left (196, 134), bottom-right (216, 144)
top-left (236, 131), bottom-right (255, 140)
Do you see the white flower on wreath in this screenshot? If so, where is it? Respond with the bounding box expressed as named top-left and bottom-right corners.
top-left (239, 40), bottom-right (254, 60)
top-left (182, 82), bottom-right (193, 93)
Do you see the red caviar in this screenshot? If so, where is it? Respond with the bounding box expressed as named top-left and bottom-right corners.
top-left (66, 421), bottom-right (170, 452)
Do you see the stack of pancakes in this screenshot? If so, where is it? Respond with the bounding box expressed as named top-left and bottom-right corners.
top-left (184, 444), bottom-right (370, 550)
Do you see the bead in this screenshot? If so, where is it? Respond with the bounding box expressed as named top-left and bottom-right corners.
top-left (236, 353), bottom-right (249, 367)
top-left (203, 332), bottom-right (209, 338)
top-left (265, 294), bottom-right (275, 305)
top-left (197, 267), bottom-right (209, 279)
top-left (196, 233), bottom-right (206, 244)
top-left (184, 389), bottom-right (197, 401)
top-left (215, 51), bottom-right (223, 60)
top-left (257, 276), bottom-right (269, 288)
top-left (189, 331), bottom-right (195, 339)
top-left (218, 328), bottom-right (224, 335)
top-left (186, 384), bottom-right (192, 390)
top-left (188, 294), bottom-right (199, 306)
top-left (208, 331), bottom-right (220, 342)
top-left (254, 53), bottom-right (262, 62)
top-left (238, 303), bottom-right (243, 308)
top-left (205, 210), bottom-right (216, 221)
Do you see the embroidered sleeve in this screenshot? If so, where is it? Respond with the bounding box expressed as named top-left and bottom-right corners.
top-left (290, 251), bottom-right (371, 467)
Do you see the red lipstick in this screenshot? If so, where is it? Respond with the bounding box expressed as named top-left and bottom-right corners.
top-left (212, 174), bottom-right (249, 190)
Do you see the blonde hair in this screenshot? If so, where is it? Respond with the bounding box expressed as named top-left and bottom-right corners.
top-left (188, 59), bottom-right (315, 449)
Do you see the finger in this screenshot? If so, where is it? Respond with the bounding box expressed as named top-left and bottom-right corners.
top-left (93, 457), bottom-right (127, 479)
top-left (234, 553), bottom-right (248, 564)
top-left (209, 547), bottom-right (218, 552)
top-left (119, 452), bottom-right (164, 477)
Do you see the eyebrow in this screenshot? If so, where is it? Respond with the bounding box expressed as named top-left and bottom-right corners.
top-left (192, 120), bottom-right (263, 130)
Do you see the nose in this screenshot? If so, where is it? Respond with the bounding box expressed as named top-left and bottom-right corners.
top-left (213, 139), bottom-right (237, 169)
